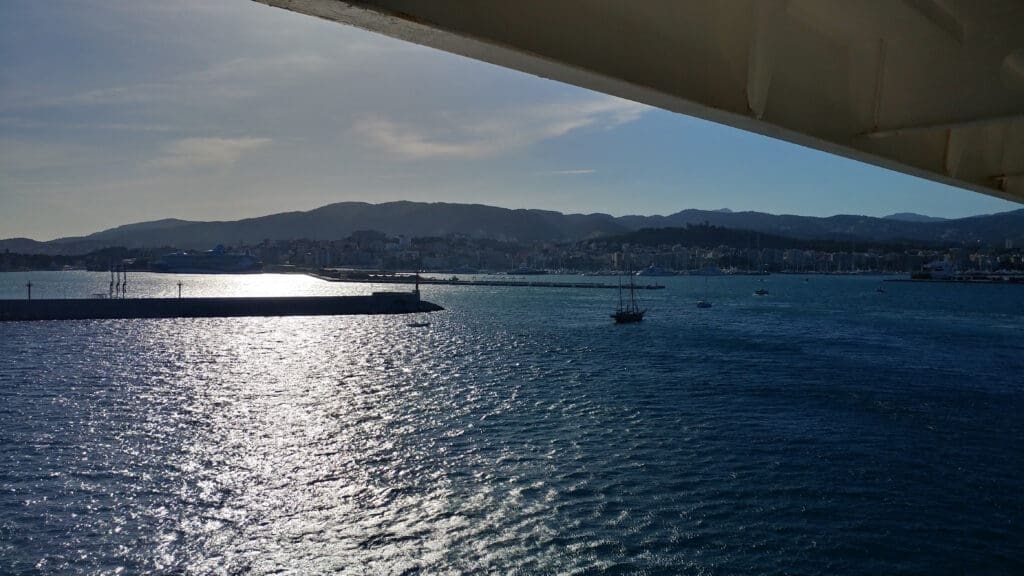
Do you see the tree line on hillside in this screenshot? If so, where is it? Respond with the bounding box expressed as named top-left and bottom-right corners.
top-left (597, 223), bottom-right (946, 252)
top-left (0, 247), bottom-right (167, 272)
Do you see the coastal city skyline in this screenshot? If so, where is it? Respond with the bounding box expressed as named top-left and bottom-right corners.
top-left (5, 199), bottom-right (1022, 277)
top-left (3, 0), bottom-right (1022, 242)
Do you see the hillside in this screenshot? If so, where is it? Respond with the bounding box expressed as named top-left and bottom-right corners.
top-left (2, 201), bottom-right (1022, 255)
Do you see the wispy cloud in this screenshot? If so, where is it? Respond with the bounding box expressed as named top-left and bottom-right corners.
top-left (354, 118), bottom-right (488, 159)
top-left (0, 116), bottom-right (178, 133)
top-left (354, 96), bottom-right (648, 159)
top-left (192, 53), bottom-right (330, 82)
top-left (547, 169), bottom-right (596, 175)
top-left (147, 137), bottom-right (272, 169)
top-left (0, 138), bottom-right (108, 175)
top-left (2, 53), bottom-right (332, 111)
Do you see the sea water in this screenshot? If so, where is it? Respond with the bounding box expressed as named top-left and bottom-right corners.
top-left (1, 272), bottom-right (1022, 574)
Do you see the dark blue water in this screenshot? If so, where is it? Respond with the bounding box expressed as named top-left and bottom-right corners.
top-left (2, 273), bottom-right (1022, 574)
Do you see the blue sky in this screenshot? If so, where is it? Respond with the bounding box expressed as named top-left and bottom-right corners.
top-left (1, 0), bottom-right (1020, 240)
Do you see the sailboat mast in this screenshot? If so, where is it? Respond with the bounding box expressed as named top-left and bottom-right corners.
top-left (628, 259), bottom-right (638, 311)
top-left (618, 272), bottom-right (624, 310)
top-left (626, 272), bottom-right (634, 309)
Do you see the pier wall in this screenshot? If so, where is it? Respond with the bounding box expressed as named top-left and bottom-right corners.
top-left (0, 292), bottom-right (442, 322)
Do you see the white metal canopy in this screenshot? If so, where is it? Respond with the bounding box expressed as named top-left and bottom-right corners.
top-left (257, 0), bottom-right (1024, 203)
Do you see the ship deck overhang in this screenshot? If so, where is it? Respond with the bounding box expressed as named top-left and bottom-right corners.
top-left (256, 0), bottom-right (1024, 203)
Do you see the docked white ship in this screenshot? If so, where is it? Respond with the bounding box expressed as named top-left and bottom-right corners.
top-left (152, 245), bottom-right (261, 273)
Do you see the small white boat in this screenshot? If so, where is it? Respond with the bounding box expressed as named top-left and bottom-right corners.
top-left (697, 277), bottom-right (712, 308)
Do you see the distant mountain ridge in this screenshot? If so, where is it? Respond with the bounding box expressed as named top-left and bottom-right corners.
top-left (2, 200), bottom-right (1022, 255)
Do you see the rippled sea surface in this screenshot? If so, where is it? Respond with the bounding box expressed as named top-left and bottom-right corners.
top-left (2, 272), bottom-right (1023, 574)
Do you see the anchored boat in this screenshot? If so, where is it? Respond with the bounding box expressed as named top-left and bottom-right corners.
top-left (612, 264), bottom-right (646, 323)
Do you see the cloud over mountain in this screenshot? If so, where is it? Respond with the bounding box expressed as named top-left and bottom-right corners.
top-left (147, 137), bottom-right (272, 170)
top-left (355, 96), bottom-right (648, 159)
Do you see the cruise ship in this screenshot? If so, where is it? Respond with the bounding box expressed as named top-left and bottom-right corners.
top-left (152, 245), bottom-right (261, 273)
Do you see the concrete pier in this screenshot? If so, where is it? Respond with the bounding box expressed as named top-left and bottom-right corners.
top-left (0, 292), bottom-right (442, 322)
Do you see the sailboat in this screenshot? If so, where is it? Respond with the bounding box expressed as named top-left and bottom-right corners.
top-left (697, 277), bottom-right (713, 308)
top-left (612, 262), bottom-right (645, 323)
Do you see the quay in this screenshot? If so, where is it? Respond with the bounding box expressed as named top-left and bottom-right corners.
top-left (885, 276), bottom-right (1024, 284)
top-left (310, 273), bottom-right (666, 290)
top-left (0, 292), bottom-right (442, 322)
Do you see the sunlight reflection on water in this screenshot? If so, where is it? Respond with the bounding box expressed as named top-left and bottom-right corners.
top-left (2, 273), bottom-right (1023, 574)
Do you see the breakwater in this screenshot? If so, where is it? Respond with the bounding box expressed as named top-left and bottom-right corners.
top-left (0, 292), bottom-right (442, 322)
top-left (310, 273), bottom-right (666, 290)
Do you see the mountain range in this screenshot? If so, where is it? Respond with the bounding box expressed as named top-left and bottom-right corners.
top-left (2, 201), bottom-right (1021, 255)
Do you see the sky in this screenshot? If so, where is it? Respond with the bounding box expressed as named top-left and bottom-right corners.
top-left (1, 0), bottom-right (1021, 241)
